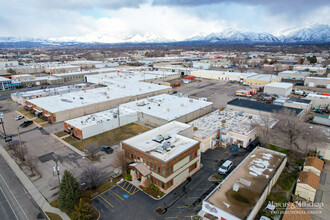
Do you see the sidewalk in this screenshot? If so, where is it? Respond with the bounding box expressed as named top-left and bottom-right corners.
top-left (51, 133), bottom-right (86, 157)
top-left (0, 145), bottom-right (70, 220)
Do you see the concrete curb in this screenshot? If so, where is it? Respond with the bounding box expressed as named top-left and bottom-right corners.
top-left (0, 145), bottom-right (70, 220)
top-left (51, 133), bottom-right (86, 157)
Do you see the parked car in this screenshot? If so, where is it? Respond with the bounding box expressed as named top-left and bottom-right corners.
top-left (19, 120), bottom-right (33, 128)
top-left (246, 139), bottom-right (260, 152)
top-left (15, 115), bottom-right (25, 120)
top-left (218, 160), bottom-right (233, 174)
top-left (100, 146), bottom-right (113, 154)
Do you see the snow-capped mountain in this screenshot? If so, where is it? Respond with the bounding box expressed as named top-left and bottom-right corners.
top-left (0, 24), bottom-right (329, 48)
top-left (186, 25), bottom-right (330, 44)
top-left (279, 24), bottom-right (330, 43)
top-left (50, 32), bottom-right (173, 44)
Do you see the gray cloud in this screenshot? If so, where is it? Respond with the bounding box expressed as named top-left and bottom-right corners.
top-left (152, 0), bottom-right (330, 14)
top-left (28, 0), bottom-right (148, 10)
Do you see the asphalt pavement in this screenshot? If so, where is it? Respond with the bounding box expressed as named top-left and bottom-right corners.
top-left (0, 155), bottom-right (46, 220)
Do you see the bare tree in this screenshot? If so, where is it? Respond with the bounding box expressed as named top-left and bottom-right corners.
top-left (25, 156), bottom-right (39, 176)
top-left (250, 113), bottom-right (277, 146)
top-left (81, 165), bottom-right (104, 190)
top-left (273, 109), bottom-right (306, 152)
top-left (300, 125), bottom-right (328, 154)
top-left (86, 143), bottom-right (99, 160)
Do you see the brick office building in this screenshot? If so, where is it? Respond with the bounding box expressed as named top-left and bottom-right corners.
top-left (121, 121), bottom-right (201, 193)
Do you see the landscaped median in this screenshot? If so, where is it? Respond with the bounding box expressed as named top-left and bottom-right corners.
top-left (17, 109), bottom-right (35, 119)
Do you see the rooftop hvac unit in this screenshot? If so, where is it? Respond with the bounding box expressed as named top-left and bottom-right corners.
top-left (233, 183), bottom-right (239, 192)
top-left (106, 96), bottom-right (110, 99)
top-left (180, 103), bottom-right (184, 107)
top-left (165, 108), bottom-right (170, 112)
top-left (163, 141), bottom-right (171, 151)
top-left (155, 145), bottom-right (166, 154)
top-left (139, 88), bottom-right (142, 91)
top-left (189, 99), bottom-right (193, 103)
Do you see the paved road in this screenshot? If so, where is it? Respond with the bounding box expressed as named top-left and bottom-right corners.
top-left (0, 155), bottom-right (46, 220)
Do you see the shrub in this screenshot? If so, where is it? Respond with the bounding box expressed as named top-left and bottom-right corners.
top-left (150, 184), bottom-right (159, 192)
top-left (221, 120), bottom-right (226, 123)
top-left (124, 173), bottom-right (132, 181)
top-left (249, 115), bottom-right (253, 119)
top-left (193, 127), bottom-right (198, 131)
top-left (158, 191), bottom-right (163, 197)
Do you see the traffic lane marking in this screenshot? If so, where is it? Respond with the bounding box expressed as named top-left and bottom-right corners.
top-left (110, 189), bottom-right (124, 201)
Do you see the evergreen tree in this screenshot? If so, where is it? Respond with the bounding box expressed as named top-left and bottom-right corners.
top-left (72, 200), bottom-right (92, 220)
top-left (58, 170), bottom-right (80, 211)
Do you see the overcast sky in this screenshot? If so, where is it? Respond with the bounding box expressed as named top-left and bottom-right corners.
top-left (0, 0), bottom-right (329, 40)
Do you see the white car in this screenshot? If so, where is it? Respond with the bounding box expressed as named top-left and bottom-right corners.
top-left (218, 160), bottom-right (233, 174)
top-left (15, 115), bottom-right (25, 120)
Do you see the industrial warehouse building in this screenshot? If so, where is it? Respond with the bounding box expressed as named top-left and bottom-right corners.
top-left (264, 82), bottom-right (293, 97)
top-left (304, 77), bottom-right (330, 88)
top-left (189, 109), bottom-right (278, 152)
top-left (64, 107), bottom-right (138, 139)
top-left (305, 94), bottom-right (330, 107)
top-left (190, 70), bottom-right (257, 82)
top-left (198, 147), bottom-right (287, 220)
top-left (84, 70), bottom-right (179, 85)
top-left (244, 74), bottom-right (281, 86)
top-left (273, 97), bottom-right (312, 111)
top-left (64, 94), bottom-right (212, 139)
top-left (119, 94), bottom-right (213, 127)
top-left (278, 70), bottom-right (310, 80)
top-left (26, 82), bottom-right (171, 123)
top-left (0, 76), bottom-right (21, 90)
top-left (227, 99), bottom-right (305, 117)
top-left (122, 121), bottom-right (200, 193)
top-left (11, 84), bottom-right (91, 105)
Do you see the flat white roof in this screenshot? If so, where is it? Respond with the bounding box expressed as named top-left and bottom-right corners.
top-left (0, 76), bottom-right (11, 81)
top-left (65, 107), bottom-right (133, 129)
top-left (191, 70), bottom-right (258, 78)
top-left (86, 70), bottom-right (178, 84)
top-left (247, 74), bottom-right (281, 81)
top-left (190, 109), bottom-right (278, 139)
top-left (11, 84), bottom-right (88, 98)
top-left (279, 71), bottom-right (309, 75)
top-left (123, 121), bottom-right (198, 162)
top-left (28, 82), bottom-right (171, 113)
top-left (120, 94), bottom-right (213, 121)
top-left (264, 82), bottom-right (293, 89)
top-left (306, 77), bottom-right (330, 81)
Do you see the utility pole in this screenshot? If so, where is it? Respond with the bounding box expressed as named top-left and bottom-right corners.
top-left (53, 154), bottom-right (61, 186)
top-left (17, 126), bottom-right (24, 160)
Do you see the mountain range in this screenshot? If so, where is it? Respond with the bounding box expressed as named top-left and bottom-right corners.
top-left (0, 24), bottom-right (329, 48)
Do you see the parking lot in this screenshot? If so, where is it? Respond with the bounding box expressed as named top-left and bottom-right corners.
top-left (0, 109), bottom-right (121, 202)
top-left (174, 79), bottom-right (245, 109)
top-left (92, 147), bottom-right (250, 220)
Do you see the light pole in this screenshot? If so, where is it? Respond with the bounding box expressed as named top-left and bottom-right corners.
top-left (17, 126), bottom-right (24, 160)
top-left (53, 154), bottom-right (61, 186)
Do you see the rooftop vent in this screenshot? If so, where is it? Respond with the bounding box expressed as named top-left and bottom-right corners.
top-left (233, 184), bottom-right (239, 192)
top-left (153, 135), bottom-right (164, 143)
top-left (165, 108), bottom-right (170, 112)
top-left (136, 101), bottom-right (145, 106)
